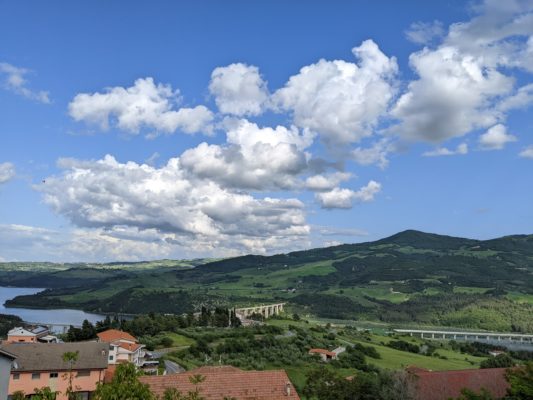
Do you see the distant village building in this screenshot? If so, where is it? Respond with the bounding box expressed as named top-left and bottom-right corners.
top-left (5, 326), bottom-right (58, 344)
top-left (0, 342), bottom-right (109, 400)
top-left (140, 365), bottom-right (300, 400)
top-left (407, 366), bottom-right (509, 400)
top-left (308, 347), bottom-right (345, 362)
top-left (96, 329), bottom-right (149, 371)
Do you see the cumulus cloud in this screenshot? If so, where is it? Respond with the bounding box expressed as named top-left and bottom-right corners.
top-left (315, 180), bottom-right (381, 209)
top-left (0, 62), bottom-right (50, 103)
top-left (0, 162), bottom-right (15, 184)
top-left (519, 145), bottom-right (533, 159)
top-left (478, 124), bottom-right (517, 150)
top-left (445, 0), bottom-right (533, 69)
top-left (391, 45), bottom-right (513, 142)
top-left (273, 40), bottom-right (398, 147)
top-left (405, 20), bottom-right (445, 44)
top-left (392, 1), bottom-right (533, 144)
top-left (351, 139), bottom-right (392, 168)
top-left (36, 155), bottom-right (310, 255)
top-left (423, 143), bottom-right (468, 157)
top-left (305, 172), bottom-right (351, 192)
top-left (209, 63), bottom-right (269, 116)
top-left (181, 119), bottom-right (314, 190)
top-left (68, 77), bottom-right (214, 136)
top-left (498, 83), bottom-right (533, 111)
top-left (0, 224), bottom-right (179, 262)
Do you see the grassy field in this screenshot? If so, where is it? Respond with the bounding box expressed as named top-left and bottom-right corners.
top-left (263, 318), bottom-right (488, 372)
top-left (453, 286), bottom-right (493, 294)
top-left (324, 285), bottom-right (410, 303)
top-left (506, 291), bottom-right (533, 304)
top-left (337, 333), bottom-right (485, 371)
top-left (161, 332), bottom-right (196, 347)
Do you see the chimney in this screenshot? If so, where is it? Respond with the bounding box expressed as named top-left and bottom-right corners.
top-left (285, 382), bottom-right (291, 396)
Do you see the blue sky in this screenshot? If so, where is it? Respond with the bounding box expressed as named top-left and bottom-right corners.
top-left (1, 0), bottom-right (532, 262)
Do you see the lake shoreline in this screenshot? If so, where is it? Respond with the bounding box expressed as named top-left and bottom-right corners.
top-left (0, 286), bottom-right (108, 327)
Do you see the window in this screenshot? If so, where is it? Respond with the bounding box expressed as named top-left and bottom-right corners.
top-left (77, 370), bottom-right (90, 377)
top-left (76, 392), bottom-right (90, 400)
top-left (109, 355), bottom-right (114, 360)
top-left (32, 372), bottom-right (40, 380)
top-left (50, 372), bottom-right (58, 378)
top-left (13, 373), bottom-right (20, 380)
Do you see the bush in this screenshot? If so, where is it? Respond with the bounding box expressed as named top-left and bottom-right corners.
top-left (480, 354), bottom-right (514, 369)
top-left (387, 340), bottom-right (420, 354)
top-left (160, 337), bottom-right (173, 348)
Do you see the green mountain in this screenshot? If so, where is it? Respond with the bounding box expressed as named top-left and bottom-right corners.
top-left (2, 230), bottom-right (533, 332)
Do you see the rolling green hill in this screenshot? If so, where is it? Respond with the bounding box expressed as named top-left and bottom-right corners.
top-left (2, 230), bottom-right (533, 331)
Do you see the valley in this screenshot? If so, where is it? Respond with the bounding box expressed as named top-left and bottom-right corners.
top-left (2, 230), bottom-right (532, 332)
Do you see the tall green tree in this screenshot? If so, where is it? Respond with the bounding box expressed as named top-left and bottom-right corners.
top-left (10, 391), bottom-right (26, 400)
top-left (505, 362), bottom-right (533, 399)
top-left (162, 387), bottom-right (206, 400)
top-left (480, 354), bottom-right (515, 369)
top-left (452, 388), bottom-right (495, 400)
top-left (62, 351), bottom-right (80, 400)
top-left (92, 363), bottom-right (155, 400)
top-left (30, 387), bottom-right (58, 400)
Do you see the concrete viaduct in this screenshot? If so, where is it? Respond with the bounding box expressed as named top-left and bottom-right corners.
top-left (394, 329), bottom-right (533, 343)
top-left (235, 303), bottom-right (285, 319)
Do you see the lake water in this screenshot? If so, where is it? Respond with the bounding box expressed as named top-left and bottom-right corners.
top-left (0, 286), bottom-right (105, 331)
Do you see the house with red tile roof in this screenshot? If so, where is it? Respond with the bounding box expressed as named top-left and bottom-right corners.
top-left (96, 329), bottom-right (137, 344)
top-left (308, 348), bottom-right (336, 362)
top-left (96, 329), bottom-right (147, 370)
top-left (139, 365), bottom-right (301, 399)
top-left (407, 367), bottom-right (509, 400)
top-left (308, 347), bottom-right (345, 362)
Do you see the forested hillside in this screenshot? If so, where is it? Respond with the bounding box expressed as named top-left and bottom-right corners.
top-left (3, 230), bottom-right (533, 331)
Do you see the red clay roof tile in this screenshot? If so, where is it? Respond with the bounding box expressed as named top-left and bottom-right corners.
top-left (308, 348), bottom-right (336, 357)
top-left (140, 365), bottom-right (300, 400)
top-left (97, 329), bottom-right (137, 343)
top-left (411, 368), bottom-right (509, 400)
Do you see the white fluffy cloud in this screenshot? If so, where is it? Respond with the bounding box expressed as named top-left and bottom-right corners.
top-left (498, 83), bottom-right (533, 111)
top-left (519, 145), bottom-right (533, 159)
top-left (0, 62), bottom-right (50, 103)
top-left (405, 20), bottom-right (445, 45)
top-left (0, 224), bottom-right (180, 262)
top-left (315, 180), bottom-right (381, 209)
top-left (0, 162), bottom-right (15, 184)
top-left (392, 1), bottom-right (533, 144)
top-left (391, 46), bottom-right (513, 142)
top-left (351, 139), bottom-right (392, 168)
top-left (445, 0), bottom-right (533, 69)
top-left (305, 172), bottom-right (351, 192)
top-left (181, 119), bottom-right (314, 190)
top-left (273, 40), bottom-right (398, 146)
top-left (478, 124), bottom-right (517, 150)
top-left (68, 77), bottom-right (214, 136)
top-left (36, 155), bottom-right (310, 255)
top-left (209, 63), bottom-right (269, 116)
top-left (423, 143), bottom-right (468, 157)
